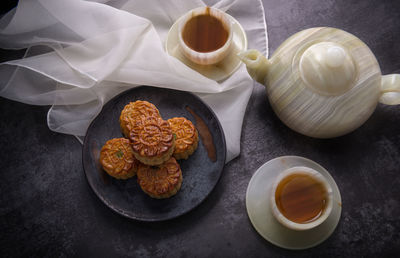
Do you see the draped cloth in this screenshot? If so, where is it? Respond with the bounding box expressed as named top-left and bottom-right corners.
top-left (0, 0), bottom-right (268, 162)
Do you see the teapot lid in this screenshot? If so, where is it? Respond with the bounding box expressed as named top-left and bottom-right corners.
top-left (299, 42), bottom-right (357, 96)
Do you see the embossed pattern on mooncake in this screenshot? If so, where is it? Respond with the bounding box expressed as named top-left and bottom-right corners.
top-left (137, 157), bottom-right (182, 199)
top-left (168, 117), bottom-right (199, 160)
top-left (129, 116), bottom-right (175, 165)
top-left (100, 138), bottom-right (139, 179)
top-left (119, 100), bottom-right (160, 137)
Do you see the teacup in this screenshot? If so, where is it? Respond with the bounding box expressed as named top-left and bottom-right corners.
top-left (270, 166), bottom-right (333, 231)
top-left (178, 6), bottom-right (233, 65)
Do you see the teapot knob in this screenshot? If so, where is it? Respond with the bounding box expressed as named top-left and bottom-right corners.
top-left (326, 46), bottom-right (346, 68)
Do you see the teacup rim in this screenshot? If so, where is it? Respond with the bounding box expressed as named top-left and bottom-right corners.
top-left (177, 6), bottom-right (234, 65)
top-left (270, 166), bottom-right (334, 231)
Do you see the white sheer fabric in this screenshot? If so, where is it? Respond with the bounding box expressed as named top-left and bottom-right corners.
top-left (0, 0), bottom-right (267, 162)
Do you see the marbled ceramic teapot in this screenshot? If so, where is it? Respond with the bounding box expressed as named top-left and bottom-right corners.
top-left (239, 27), bottom-right (400, 138)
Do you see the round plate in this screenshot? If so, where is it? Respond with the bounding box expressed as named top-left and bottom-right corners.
top-left (165, 12), bottom-right (247, 81)
top-left (82, 86), bottom-right (226, 221)
top-left (246, 156), bottom-right (342, 250)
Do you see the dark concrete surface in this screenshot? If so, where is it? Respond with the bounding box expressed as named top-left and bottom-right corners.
top-left (1, 0), bottom-right (400, 257)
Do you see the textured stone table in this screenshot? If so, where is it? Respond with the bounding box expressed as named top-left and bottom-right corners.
top-left (1, 0), bottom-right (399, 256)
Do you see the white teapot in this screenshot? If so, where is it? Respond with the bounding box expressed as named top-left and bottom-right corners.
top-left (239, 27), bottom-right (400, 138)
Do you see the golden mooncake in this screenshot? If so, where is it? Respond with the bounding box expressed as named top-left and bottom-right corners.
top-left (129, 116), bottom-right (175, 166)
top-left (119, 100), bottom-right (160, 137)
top-left (99, 138), bottom-right (139, 179)
top-left (167, 117), bottom-right (199, 160)
top-left (137, 157), bottom-right (183, 199)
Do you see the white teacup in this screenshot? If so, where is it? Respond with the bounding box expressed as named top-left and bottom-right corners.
top-left (270, 166), bottom-right (333, 231)
top-left (178, 6), bottom-right (233, 65)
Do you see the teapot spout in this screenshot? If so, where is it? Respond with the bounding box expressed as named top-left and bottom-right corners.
top-left (237, 49), bottom-right (270, 85)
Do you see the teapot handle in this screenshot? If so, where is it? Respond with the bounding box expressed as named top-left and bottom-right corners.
top-left (379, 74), bottom-right (400, 105)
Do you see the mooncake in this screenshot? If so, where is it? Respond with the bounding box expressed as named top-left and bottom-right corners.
top-left (168, 117), bottom-right (199, 160)
top-left (119, 100), bottom-right (160, 137)
top-left (99, 138), bottom-right (139, 179)
top-left (137, 157), bottom-right (183, 199)
top-left (129, 116), bottom-right (175, 166)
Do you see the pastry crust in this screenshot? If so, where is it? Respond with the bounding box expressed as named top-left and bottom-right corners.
top-left (168, 117), bottom-right (199, 160)
top-left (99, 138), bottom-right (139, 179)
top-left (137, 157), bottom-right (183, 199)
top-left (119, 100), bottom-right (160, 137)
top-left (129, 116), bottom-right (175, 166)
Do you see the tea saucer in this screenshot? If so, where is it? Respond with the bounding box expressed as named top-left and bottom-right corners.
top-left (246, 156), bottom-right (342, 250)
top-left (165, 12), bottom-right (247, 81)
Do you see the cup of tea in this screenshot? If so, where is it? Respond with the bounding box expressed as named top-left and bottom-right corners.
top-left (178, 6), bottom-right (233, 65)
top-left (270, 166), bottom-right (333, 231)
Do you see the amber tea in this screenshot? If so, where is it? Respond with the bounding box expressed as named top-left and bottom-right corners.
top-left (275, 173), bottom-right (328, 224)
top-left (182, 12), bottom-right (229, 53)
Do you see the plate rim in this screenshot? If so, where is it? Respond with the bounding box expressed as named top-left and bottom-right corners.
top-left (82, 85), bottom-right (226, 221)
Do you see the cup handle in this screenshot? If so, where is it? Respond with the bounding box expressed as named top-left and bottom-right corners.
top-left (380, 74), bottom-right (400, 105)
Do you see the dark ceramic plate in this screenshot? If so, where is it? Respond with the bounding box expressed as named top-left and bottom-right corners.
top-left (82, 86), bottom-right (226, 221)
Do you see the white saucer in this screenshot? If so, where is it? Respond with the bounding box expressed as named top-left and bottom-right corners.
top-left (165, 13), bottom-right (248, 82)
top-left (246, 156), bottom-right (342, 250)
